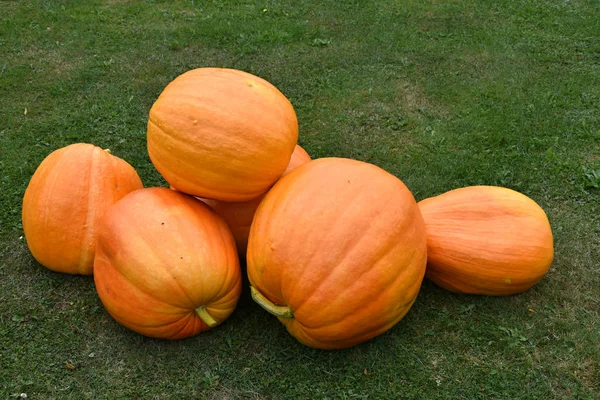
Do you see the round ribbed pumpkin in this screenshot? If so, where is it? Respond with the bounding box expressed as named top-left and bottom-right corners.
top-left (22, 143), bottom-right (143, 275)
top-left (147, 67), bottom-right (298, 202)
top-left (247, 158), bottom-right (427, 350)
top-left (418, 186), bottom-right (554, 295)
top-left (94, 187), bottom-right (241, 339)
top-left (203, 144), bottom-right (311, 256)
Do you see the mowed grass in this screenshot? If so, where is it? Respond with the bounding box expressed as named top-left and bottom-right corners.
top-left (1, 0), bottom-right (599, 398)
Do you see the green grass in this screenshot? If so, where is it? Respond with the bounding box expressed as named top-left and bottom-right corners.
top-left (1, 0), bottom-right (599, 398)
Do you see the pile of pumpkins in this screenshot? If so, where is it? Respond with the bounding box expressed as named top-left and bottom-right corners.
top-left (21, 68), bottom-right (554, 350)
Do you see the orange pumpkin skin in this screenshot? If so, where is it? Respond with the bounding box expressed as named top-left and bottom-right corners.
top-left (147, 68), bottom-right (298, 202)
top-left (247, 158), bottom-right (427, 350)
top-left (203, 144), bottom-right (311, 255)
top-left (93, 187), bottom-right (241, 340)
top-left (418, 186), bottom-right (554, 296)
top-left (22, 143), bottom-right (143, 275)
top-left (283, 144), bottom-right (311, 175)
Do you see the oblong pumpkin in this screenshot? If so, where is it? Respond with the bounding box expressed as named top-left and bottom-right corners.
top-left (93, 187), bottom-right (241, 340)
top-left (203, 144), bottom-right (311, 256)
top-left (22, 143), bottom-right (143, 275)
top-left (418, 186), bottom-right (554, 295)
top-left (247, 158), bottom-right (427, 350)
top-left (148, 67), bottom-right (298, 202)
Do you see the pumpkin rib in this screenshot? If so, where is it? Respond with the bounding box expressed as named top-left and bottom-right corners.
top-left (152, 91), bottom-right (284, 152)
top-left (114, 312), bottom-right (191, 329)
top-left (286, 202), bottom-right (374, 313)
top-left (290, 292), bottom-right (414, 349)
top-left (216, 261), bottom-right (242, 304)
top-left (315, 293), bottom-right (418, 348)
top-left (210, 222), bottom-right (239, 300)
top-left (148, 120), bottom-right (275, 200)
top-left (137, 244), bottom-right (198, 309)
top-left (195, 68), bottom-right (288, 100)
top-left (95, 243), bottom-right (198, 333)
top-left (272, 164), bottom-right (389, 308)
top-left (98, 253), bottom-right (194, 316)
top-left (115, 310), bottom-right (193, 333)
top-left (297, 243), bottom-right (422, 331)
top-left (206, 281), bottom-right (242, 311)
top-left (149, 99), bottom-right (242, 153)
top-left (298, 245), bottom-right (423, 336)
top-left (170, 313), bottom-right (201, 339)
top-left (77, 147), bottom-right (100, 273)
top-left (105, 240), bottom-right (195, 311)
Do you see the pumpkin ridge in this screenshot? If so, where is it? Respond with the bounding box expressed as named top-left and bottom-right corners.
top-left (77, 147), bottom-right (100, 273)
top-left (108, 238), bottom-right (195, 311)
top-left (114, 311), bottom-right (191, 329)
top-left (149, 110), bottom-right (286, 182)
top-left (173, 312), bottom-right (201, 338)
top-left (293, 292), bottom-right (420, 349)
top-left (303, 244), bottom-right (425, 332)
top-left (281, 175), bottom-right (379, 311)
top-left (289, 183), bottom-right (411, 316)
top-left (210, 220), bottom-right (240, 300)
top-left (147, 120), bottom-right (269, 200)
top-left (300, 243), bottom-right (423, 331)
top-left (205, 281), bottom-right (242, 310)
top-left (152, 91), bottom-right (286, 150)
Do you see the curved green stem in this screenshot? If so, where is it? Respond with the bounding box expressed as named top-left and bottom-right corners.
top-left (250, 286), bottom-right (294, 319)
top-left (103, 148), bottom-right (112, 154)
top-left (195, 305), bottom-right (218, 327)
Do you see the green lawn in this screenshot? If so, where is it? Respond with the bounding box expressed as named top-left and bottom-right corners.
top-left (1, 0), bottom-right (599, 398)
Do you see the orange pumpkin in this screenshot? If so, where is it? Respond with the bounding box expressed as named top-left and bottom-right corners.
top-left (93, 187), bottom-right (241, 339)
top-left (283, 144), bottom-right (311, 174)
top-left (247, 158), bottom-right (427, 349)
top-left (147, 68), bottom-right (298, 202)
top-left (203, 144), bottom-right (311, 256)
top-left (418, 186), bottom-right (554, 295)
top-left (22, 143), bottom-right (143, 275)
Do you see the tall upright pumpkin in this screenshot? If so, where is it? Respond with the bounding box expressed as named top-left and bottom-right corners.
top-left (247, 158), bottom-right (427, 350)
top-left (94, 188), bottom-right (241, 340)
top-left (147, 68), bottom-right (298, 202)
top-left (418, 186), bottom-right (554, 295)
top-left (22, 143), bottom-right (143, 275)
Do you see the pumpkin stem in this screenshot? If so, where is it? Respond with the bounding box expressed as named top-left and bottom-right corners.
top-left (103, 148), bottom-right (112, 154)
top-left (195, 305), bottom-right (218, 327)
top-left (250, 286), bottom-right (294, 319)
